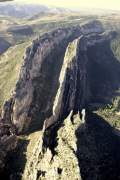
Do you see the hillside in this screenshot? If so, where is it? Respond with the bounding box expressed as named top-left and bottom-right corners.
top-left (0, 41), bottom-right (30, 107)
top-left (0, 3), bottom-right (120, 180)
top-left (0, 9), bottom-right (120, 111)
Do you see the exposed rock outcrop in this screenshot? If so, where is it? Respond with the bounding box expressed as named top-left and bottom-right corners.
top-left (2, 20), bottom-right (104, 133)
top-left (23, 112), bottom-right (120, 180)
top-left (23, 112), bottom-right (82, 180)
top-left (22, 30), bottom-right (119, 180)
top-left (44, 32), bottom-right (116, 129)
top-left (0, 20), bottom-right (105, 178)
top-left (1, 18), bottom-right (120, 180)
top-left (0, 120), bottom-right (17, 172)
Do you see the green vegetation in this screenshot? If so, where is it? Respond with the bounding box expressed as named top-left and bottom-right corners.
top-left (0, 12), bottom-right (95, 111)
top-left (95, 106), bottom-right (120, 129)
top-left (1, 11), bottom-right (120, 179)
top-left (0, 41), bottom-right (31, 107)
top-left (1, 11), bottom-right (120, 119)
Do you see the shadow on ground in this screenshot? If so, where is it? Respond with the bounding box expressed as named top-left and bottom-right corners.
top-left (87, 39), bottom-right (120, 107)
top-left (0, 138), bottom-right (29, 180)
top-left (75, 38), bottom-right (120, 180)
top-left (76, 111), bottom-right (120, 180)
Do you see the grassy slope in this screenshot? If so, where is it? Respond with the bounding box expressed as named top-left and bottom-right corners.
top-left (0, 41), bottom-right (31, 107)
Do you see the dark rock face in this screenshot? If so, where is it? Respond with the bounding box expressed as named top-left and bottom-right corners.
top-left (41, 31), bottom-right (120, 180)
top-left (22, 30), bottom-right (120, 179)
top-left (12, 26), bottom-right (82, 133)
top-left (0, 120), bottom-right (17, 172)
top-left (0, 20), bottom-right (104, 176)
top-left (87, 39), bottom-right (120, 105)
top-left (46, 32), bottom-right (116, 129)
top-left (1, 19), bottom-right (120, 179)
top-left (2, 20), bottom-right (103, 133)
top-left (0, 101), bottom-right (17, 173)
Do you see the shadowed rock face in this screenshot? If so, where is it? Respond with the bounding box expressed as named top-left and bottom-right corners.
top-left (22, 30), bottom-right (120, 180)
top-left (87, 40), bottom-right (120, 106)
top-left (0, 100), bottom-right (18, 173)
top-left (0, 120), bottom-right (17, 173)
top-left (0, 20), bottom-right (104, 176)
top-left (45, 32), bottom-right (117, 129)
top-left (2, 20), bottom-right (103, 133)
top-left (1, 20), bottom-right (120, 180)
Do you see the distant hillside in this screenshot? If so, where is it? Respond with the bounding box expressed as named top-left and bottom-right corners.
top-left (0, 3), bottom-right (71, 18)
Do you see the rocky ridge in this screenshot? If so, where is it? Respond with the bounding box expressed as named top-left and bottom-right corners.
top-left (22, 31), bottom-right (118, 180)
top-left (1, 19), bottom-right (120, 180)
top-left (23, 112), bottom-right (82, 180)
top-left (2, 20), bottom-right (103, 133)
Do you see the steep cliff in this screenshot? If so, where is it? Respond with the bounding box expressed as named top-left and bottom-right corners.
top-left (0, 118), bottom-right (18, 174)
top-left (2, 20), bottom-right (103, 133)
top-left (21, 31), bottom-right (120, 180)
top-left (44, 31), bottom-right (117, 130)
top-left (1, 19), bottom-right (120, 180)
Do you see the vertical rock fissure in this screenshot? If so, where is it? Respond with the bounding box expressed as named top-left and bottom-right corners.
top-left (42, 32), bottom-right (117, 157)
top-left (42, 37), bottom-right (89, 154)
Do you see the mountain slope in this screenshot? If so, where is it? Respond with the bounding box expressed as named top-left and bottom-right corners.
top-left (1, 8), bottom-right (120, 180)
top-left (0, 41), bottom-right (30, 107)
